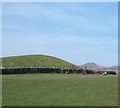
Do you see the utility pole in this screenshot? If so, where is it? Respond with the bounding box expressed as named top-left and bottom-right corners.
top-left (41, 60), bottom-right (44, 67)
top-left (33, 64), bottom-right (35, 67)
top-left (10, 62), bottom-right (13, 68)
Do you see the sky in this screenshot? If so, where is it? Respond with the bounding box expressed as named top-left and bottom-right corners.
top-left (2, 2), bottom-right (118, 66)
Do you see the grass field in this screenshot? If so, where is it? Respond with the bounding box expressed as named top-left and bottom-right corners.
top-left (2, 74), bottom-right (118, 106)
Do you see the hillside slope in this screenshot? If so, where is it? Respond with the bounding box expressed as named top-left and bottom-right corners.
top-left (2, 55), bottom-right (79, 69)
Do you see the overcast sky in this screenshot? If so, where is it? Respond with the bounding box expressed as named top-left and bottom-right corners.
top-left (2, 2), bottom-right (118, 66)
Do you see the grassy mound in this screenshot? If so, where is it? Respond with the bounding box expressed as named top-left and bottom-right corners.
top-left (2, 55), bottom-right (79, 69)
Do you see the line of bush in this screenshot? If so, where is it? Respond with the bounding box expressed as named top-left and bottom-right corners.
top-left (0, 67), bottom-right (117, 75)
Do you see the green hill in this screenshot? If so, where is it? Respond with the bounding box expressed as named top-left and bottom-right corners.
top-left (2, 55), bottom-right (79, 69)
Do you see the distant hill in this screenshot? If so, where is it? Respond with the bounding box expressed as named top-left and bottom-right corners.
top-left (80, 63), bottom-right (118, 72)
top-left (2, 54), bottom-right (79, 69)
top-left (80, 63), bottom-right (101, 70)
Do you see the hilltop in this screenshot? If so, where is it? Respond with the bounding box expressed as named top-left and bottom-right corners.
top-left (2, 54), bottom-right (79, 69)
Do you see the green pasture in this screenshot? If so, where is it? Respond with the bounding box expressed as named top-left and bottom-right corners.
top-left (2, 74), bottom-right (118, 106)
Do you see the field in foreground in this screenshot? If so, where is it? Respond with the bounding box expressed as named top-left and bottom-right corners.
top-left (2, 74), bottom-right (118, 106)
